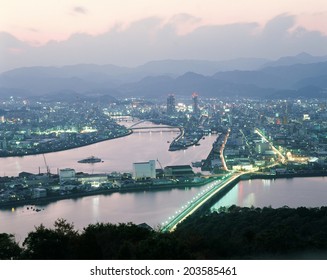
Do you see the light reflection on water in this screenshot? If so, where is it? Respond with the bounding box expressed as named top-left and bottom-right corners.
top-left (211, 177), bottom-right (327, 212)
top-left (0, 124), bottom-right (218, 239)
top-left (0, 121), bottom-right (215, 177)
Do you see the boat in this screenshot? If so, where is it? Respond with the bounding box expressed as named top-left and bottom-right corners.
top-left (78, 156), bottom-right (102, 164)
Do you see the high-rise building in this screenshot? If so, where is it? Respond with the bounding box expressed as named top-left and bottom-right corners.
top-left (167, 94), bottom-right (176, 115)
top-left (192, 92), bottom-right (200, 115)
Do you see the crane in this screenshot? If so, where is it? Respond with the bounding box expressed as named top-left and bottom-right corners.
top-left (42, 154), bottom-right (50, 176)
top-left (157, 158), bottom-right (165, 178)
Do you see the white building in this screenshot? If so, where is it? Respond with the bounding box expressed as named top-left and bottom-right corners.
top-left (59, 168), bottom-right (76, 183)
top-left (133, 160), bottom-right (156, 179)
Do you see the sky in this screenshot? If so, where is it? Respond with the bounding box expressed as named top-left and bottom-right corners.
top-left (1, 0), bottom-right (327, 72)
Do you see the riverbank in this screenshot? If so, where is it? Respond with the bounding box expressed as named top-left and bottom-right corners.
top-left (0, 177), bottom-right (218, 209)
top-left (0, 130), bottom-right (133, 158)
top-left (184, 170), bottom-right (327, 217)
top-left (240, 170), bottom-right (327, 180)
top-left (2, 170), bottom-right (326, 210)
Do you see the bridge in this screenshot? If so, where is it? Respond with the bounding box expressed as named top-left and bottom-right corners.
top-left (131, 126), bottom-right (181, 131)
top-left (128, 120), bottom-right (148, 129)
top-left (129, 122), bottom-right (184, 139)
top-left (161, 171), bottom-right (243, 232)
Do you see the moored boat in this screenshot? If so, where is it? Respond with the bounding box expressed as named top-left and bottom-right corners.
top-left (78, 156), bottom-right (102, 164)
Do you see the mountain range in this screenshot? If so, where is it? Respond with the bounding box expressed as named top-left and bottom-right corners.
top-left (0, 53), bottom-right (326, 100)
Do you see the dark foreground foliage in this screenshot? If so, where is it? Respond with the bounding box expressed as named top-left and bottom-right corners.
top-left (175, 205), bottom-right (327, 259)
top-left (3, 206), bottom-right (327, 259)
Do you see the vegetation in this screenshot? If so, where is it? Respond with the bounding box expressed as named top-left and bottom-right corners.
top-left (3, 206), bottom-right (327, 260)
top-left (175, 205), bottom-right (327, 259)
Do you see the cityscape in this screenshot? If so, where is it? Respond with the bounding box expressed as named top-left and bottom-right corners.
top-left (1, 93), bottom-right (327, 208)
top-left (2, 0), bottom-right (327, 269)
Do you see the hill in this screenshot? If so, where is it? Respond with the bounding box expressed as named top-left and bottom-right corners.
top-left (0, 54), bottom-right (326, 99)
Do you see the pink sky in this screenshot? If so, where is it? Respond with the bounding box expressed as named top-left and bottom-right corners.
top-left (1, 0), bottom-right (327, 44)
top-left (1, 1), bottom-right (327, 72)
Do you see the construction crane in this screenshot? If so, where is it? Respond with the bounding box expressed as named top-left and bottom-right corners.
top-left (42, 154), bottom-right (50, 176)
top-left (157, 158), bottom-right (165, 178)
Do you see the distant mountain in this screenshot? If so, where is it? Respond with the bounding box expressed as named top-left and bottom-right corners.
top-left (262, 62), bottom-right (327, 89)
top-left (262, 52), bottom-right (327, 68)
top-left (118, 75), bottom-right (175, 97)
top-left (0, 58), bottom-right (269, 97)
top-left (0, 87), bottom-right (32, 98)
top-left (213, 61), bottom-right (327, 90)
top-left (137, 57), bottom-right (269, 76)
top-left (0, 55), bottom-right (326, 100)
top-left (213, 70), bottom-right (286, 89)
top-left (295, 75), bottom-right (327, 89)
top-left (118, 71), bottom-right (277, 98)
top-left (0, 65), bottom-right (125, 92)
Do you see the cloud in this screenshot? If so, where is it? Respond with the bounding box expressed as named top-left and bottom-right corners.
top-left (1, 14), bottom-right (327, 73)
top-left (72, 6), bottom-right (88, 15)
top-left (262, 14), bottom-right (296, 36)
top-left (168, 13), bottom-right (203, 35)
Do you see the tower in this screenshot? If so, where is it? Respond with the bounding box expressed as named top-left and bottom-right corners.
top-left (192, 92), bottom-right (200, 115)
top-left (167, 94), bottom-right (176, 115)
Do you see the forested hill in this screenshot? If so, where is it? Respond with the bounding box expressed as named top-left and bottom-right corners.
top-left (174, 206), bottom-right (327, 259)
top-left (2, 206), bottom-right (327, 260)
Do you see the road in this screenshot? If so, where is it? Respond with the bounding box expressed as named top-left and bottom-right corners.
top-left (254, 128), bottom-right (286, 163)
top-left (161, 171), bottom-right (243, 232)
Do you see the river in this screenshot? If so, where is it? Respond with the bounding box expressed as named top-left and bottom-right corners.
top-left (0, 119), bottom-right (218, 240)
top-left (1, 120), bottom-right (327, 241)
top-left (0, 120), bottom-right (213, 177)
top-left (210, 177), bottom-right (327, 211)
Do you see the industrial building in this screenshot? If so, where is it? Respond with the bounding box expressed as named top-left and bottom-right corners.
top-left (164, 165), bottom-right (194, 178)
top-left (59, 168), bottom-right (76, 183)
top-left (133, 160), bottom-right (156, 180)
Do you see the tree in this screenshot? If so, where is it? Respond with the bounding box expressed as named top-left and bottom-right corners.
top-left (22, 219), bottom-right (78, 259)
top-left (0, 233), bottom-right (22, 259)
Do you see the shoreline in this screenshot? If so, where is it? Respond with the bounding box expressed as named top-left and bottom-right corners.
top-left (240, 171), bottom-right (327, 180)
top-left (0, 130), bottom-right (133, 158)
top-left (0, 177), bottom-right (218, 209)
top-left (193, 170), bottom-right (327, 216)
top-left (1, 171), bottom-right (326, 210)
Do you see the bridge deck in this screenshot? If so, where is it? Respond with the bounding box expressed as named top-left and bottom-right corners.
top-left (161, 172), bottom-right (242, 232)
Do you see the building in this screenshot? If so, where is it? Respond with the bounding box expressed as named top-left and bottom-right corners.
top-left (164, 165), bottom-right (194, 177)
top-left (192, 92), bottom-right (200, 115)
top-left (76, 173), bottom-right (108, 187)
top-left (167, 94), bottom-right (176, 115)
top-left (255, 141), bottom-right (271, 154)
top-left (133, 160), bottom-right (156, 180)
top-left (59, 168), bottom-right (76, 183)
top-left (32, 188), bottom-right (47, 199)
